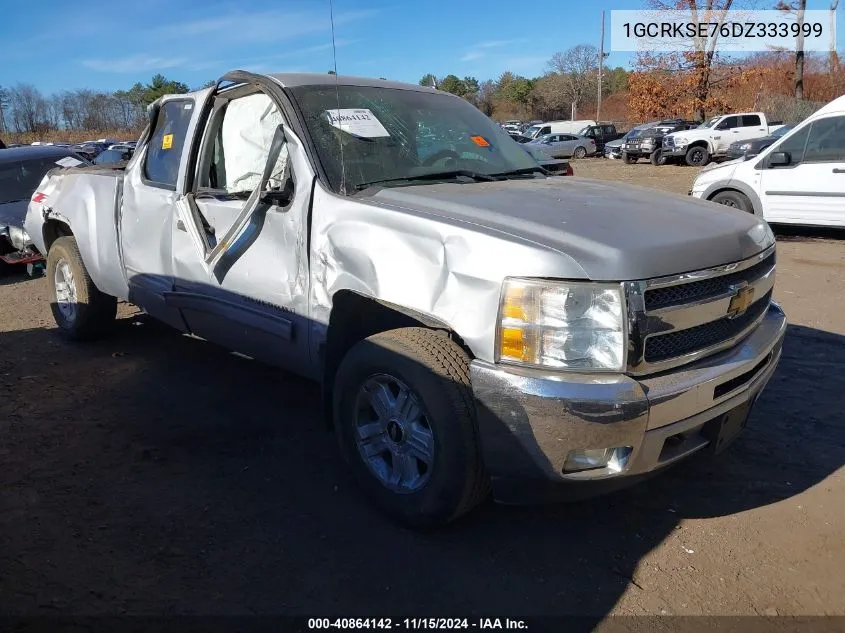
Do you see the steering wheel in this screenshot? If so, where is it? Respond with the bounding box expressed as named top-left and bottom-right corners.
top-left (421, 149), bottom-right (460, 167)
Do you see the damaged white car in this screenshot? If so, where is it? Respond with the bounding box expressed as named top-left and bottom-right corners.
top-left (25, 72), bottom-right (785, 527)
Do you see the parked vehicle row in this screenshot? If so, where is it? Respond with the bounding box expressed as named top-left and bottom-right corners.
top-left (23, 70), bottom-right (786, 528)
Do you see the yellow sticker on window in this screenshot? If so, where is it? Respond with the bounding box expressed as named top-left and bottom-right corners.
top-left (162, 134), bottom-right (173, 150)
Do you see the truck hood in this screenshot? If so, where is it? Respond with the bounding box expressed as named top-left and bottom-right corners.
top-left (371, 177), bottom-right (773, 281)
top-left (667, 130), bottom-right (708, 141)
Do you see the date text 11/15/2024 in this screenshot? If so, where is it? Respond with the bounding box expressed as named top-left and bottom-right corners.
top-left (307, 618), bottom-right (528, 630)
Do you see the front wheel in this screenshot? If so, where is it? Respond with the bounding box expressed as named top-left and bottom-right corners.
top-left (685, 146), bottom-right (710, 167)
top-left (650, 149), bottom-right (666, 165)
top-left (622, 152), bottom-right (637, 164)
top-left (46, 236), bottom-right (116, 340)
top-left (572, 146), bottom-right (587, 159)
top-left (711, 190), bottom-right (753, 213)
top-left (334, 327), bottom-right (489, 528)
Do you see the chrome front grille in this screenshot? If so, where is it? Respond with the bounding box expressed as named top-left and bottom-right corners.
top-left (624, 245), bottom-right (777, 375)
top-left (645, 252), bottom-right (776, 310)
top-left (644, 289), bottom-right (772, 363)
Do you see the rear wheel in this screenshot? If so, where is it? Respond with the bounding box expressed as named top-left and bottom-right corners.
top-left (334, 327), bottom-right (489, 528)
top-left (685, 145), bottom-right (710, 167)
top-left (572, 146), bottom-right (587, 159)
top-left (622, 152), bottom-right (637, 164)
top-left (711, 190), bottom-right (753, 213)
top-left (46, 236), bottom-right (116, 340)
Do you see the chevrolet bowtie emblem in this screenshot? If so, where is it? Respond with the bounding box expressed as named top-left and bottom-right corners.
top-left (727, 284), bottom-right (755, 318)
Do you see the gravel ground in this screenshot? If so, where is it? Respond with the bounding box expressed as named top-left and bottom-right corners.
top-left (1, 161), bottom-right (843, 620)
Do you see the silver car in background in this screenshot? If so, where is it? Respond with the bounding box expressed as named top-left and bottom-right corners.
top-left (528, 133), bottom-right (596, 158)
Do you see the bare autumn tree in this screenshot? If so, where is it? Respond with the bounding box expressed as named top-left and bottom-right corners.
top-left (644, 0), bottom-right (739, 120)
top-left (777, 0), bottom-right (807, 99)
top-left (8, 83), bottom-right (47, 134)
top-left (830, 0), bottom-right (841, 72)
top-left (476, 80), bottom-right (496, 116)
top-left (0, 85), bottom-right (9, 134)
top-left (547, 44), bottom-right (600, 113)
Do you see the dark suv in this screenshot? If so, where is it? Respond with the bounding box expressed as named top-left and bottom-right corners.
top-left (577, 123), bottom-right (624, 153)
top-left (622, 119), bottom-right (698, 165)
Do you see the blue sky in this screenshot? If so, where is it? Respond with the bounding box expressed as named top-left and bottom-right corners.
top-left (0, 0), bottom-right (841, 95)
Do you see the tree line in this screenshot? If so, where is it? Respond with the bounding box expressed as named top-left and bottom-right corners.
top-left (419, 44), bottom-right (629, 122)
top-left (0, 74), bottom-right (191, 137)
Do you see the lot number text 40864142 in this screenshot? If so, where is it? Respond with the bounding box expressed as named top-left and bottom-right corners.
top-left (307, 618), bottom-right (528, 630)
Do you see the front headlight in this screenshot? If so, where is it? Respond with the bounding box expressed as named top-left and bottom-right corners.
top-left (497, 279), bottom-right (626, 371)
top-left (674, 137), bottom-right (687, 145)
top-left (739, 143), bottom-right (752, 150)
top-left (8, 225), bottom-right (32, 251)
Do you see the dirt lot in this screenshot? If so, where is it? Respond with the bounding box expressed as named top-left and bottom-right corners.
top-left (1, 161), bottom-right (843, 620)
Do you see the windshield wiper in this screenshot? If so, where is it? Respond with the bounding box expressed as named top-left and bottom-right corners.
top-left (354, 169), bottom-right (497, 191)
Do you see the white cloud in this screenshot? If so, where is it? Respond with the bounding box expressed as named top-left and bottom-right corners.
top-left (460, 51), bottom-right (485, 62)
top-left (82, 55), bottom-right (188, 73)
top-left (475, 39), bottom-right (523, 49)
top-left (459, 39), bottom-right (526, 64)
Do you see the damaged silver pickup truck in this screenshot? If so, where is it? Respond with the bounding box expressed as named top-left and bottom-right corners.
top-left (25, 71), bottom-right (786, 527)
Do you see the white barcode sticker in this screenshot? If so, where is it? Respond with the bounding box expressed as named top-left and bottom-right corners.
top-left (325, 108), bottom-right (390, 137)
top-left (55, 156), bottom-right (83, 167)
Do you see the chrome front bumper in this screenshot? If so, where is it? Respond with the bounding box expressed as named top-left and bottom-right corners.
top-left (471, 303), bottom-right (787, 503)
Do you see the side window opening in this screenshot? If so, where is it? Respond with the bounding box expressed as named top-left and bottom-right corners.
top-left (742, 114), bottom-right (761, 127)
top-left (144, 99), bottom-right (193, 189)
top-left (720, 116), bottom-right (739, 130)
top-left (199, 91), bottom-right (290, 197)
top-left (803, 116), bottom-right (845, 163)
top-left (774, 124), bottom-right (811, 164)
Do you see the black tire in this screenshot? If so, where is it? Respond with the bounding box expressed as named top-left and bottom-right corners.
top-left (46, 236), bottom-right (116, 340)
top-left (572, 146), bottom-right (587, 159)
top-left (334, 327), bottom-right (489, 528)
top-left (650, 149), bottom-right (664, 166)
top-left (710, 190), bottom-right (753, 213)
top-left (622, 151), bottom-right (637, 164)
top-left (685, 145), bottom-right (710, 167)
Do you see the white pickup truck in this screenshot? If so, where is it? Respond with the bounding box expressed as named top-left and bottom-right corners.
top-left (663, 112), bottom-right (785, 167)
top-left (24, 71), bottom-right (785, 527)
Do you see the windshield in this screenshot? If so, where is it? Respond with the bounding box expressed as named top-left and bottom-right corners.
top-left (0, 156), bottom-right (68, 203)
top-left (522, 125), bottom-right (543, 138)
top-left (697, 116), bottom-right (720, 129)
top-left (771, 124), bottom-right (794, 138)
top-left (290, 85), bottom-right (538, 194)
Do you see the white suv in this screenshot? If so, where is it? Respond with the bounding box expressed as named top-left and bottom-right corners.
top-left (691, 95), bottom-right (845, 228)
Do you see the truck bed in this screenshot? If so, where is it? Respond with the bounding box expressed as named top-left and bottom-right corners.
top-left (27, 165), bottom-right (129, 300)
